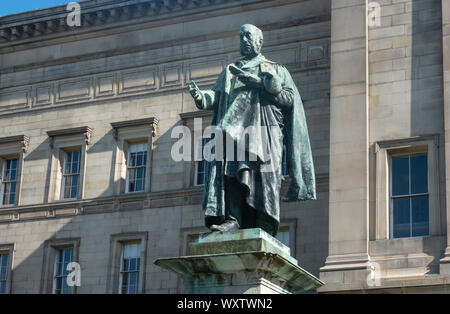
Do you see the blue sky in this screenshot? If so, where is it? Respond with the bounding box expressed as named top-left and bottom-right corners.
top-left (0, 1), bottom-right (75, 17)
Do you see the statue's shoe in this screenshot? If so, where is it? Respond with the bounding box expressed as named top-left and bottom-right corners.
top-left (210, 220), bottom-right (239, 232)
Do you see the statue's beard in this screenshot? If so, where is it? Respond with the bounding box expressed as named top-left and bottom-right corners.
top-left (240, 42), bottom-right (261, 58)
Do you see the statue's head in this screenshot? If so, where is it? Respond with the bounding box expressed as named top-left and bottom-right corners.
top-left (239, 24), bottom-right (263, 58)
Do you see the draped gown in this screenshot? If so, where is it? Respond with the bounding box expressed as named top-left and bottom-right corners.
top-left (196, 54), bottom-right (316, 236)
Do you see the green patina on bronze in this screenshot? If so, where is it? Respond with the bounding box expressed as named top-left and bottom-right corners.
top-left (190, 228), bottom-right (298, 265)
top-left (188, 24), bottom-right (316, 236)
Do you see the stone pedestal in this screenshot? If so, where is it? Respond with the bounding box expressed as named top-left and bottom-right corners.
top-left (154, 228), bottom-right (323, 294)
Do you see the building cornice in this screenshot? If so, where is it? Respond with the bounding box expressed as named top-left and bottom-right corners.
top-left (0, 0), bottom-right (281, 47)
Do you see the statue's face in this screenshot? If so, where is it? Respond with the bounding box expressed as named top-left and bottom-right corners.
top-left (240, 25), bottom-right (262, 58)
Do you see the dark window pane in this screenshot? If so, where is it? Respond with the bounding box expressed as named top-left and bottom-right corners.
top-left (0, 266), bottom-right (7, 280)
top-left (136, 167), bottom-right (144, 180)
top-left (129, 259), bottom-right (136, 271)
top-left (392, 156), bottom-right (409, 196)
top-left (70, 175), bottom-right (79, 198)
top-left (411, 196), bottom-right (429, 237)
top-left (410, 155), bottom-right (428, 194)
top-left (73, 151), bottom-right (80, 162)
top-left (136, 152), bottom-right (144, 166)
top-left (1, 254), bottom-right (8, 268)
top-left (62, 279), bottom-right (70, 294)
top-left (55, 277), bottom-right (62, 294)
top-left (71, 161), bottom-right (79, 174)
top-left (393, 197), bottom-right (411, 238)
top-left (0, 267), bottom-right (7, 280)
top-left (8, 182), bottom-right (16, 204)
top-left (196, 161), bottom-right (205, 185)
top-left (0, 281), bottom-right (5, 294)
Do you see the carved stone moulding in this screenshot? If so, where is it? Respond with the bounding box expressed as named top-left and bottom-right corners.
top-left (47, 126), bottom-right (93, 147)
top-left (0, 135), bottom-right (30, 153)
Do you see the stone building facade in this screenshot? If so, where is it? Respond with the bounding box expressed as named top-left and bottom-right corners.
top-left (0, 0), bottom-right (448, 293)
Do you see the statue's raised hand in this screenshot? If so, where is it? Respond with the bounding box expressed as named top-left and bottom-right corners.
top-left (187, 81), bottom-right (203, 103)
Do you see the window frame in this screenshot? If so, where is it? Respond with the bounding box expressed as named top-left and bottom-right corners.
top-left (389, 151), bottom-right (430, 239)
top-left (111, 118), bottom-right (157, 195)
top-left (375, 135), bottom-right (441, 240)
top-left (0, 135), bottom-right (28, 207)
top-left (125, 142), bottom-right (148, 194)
top-left (179, 111), bottom-right (213, 188)
top-left (0, 244), bottom-right (14, 294)
top-left (118, 242), bottom-right (141, 294)
top-left (46, 127), bottom-right (91, 203)
top-left (107, 232), bottom-right (147, 294)
top-left (194, 137), bottom-right (208, 187)
top-left (0, 157), bottom-right (19, 206)
top-left (41, 238), bottom-right (80, 294)
top-left (60, 149), bottom-right (82, 200)
top-left (52, 246), bottom-right (75, 294)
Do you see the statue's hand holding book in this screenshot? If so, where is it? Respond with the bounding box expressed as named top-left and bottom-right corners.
top-left (229, 65), bottom-right (262, 88)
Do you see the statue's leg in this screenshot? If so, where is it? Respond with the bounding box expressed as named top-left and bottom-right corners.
top-left (241, 204), bottom-right (278, 236)
top-left (225, 176), bottom-right (244, 225)
top-left (208, 176), bottom-right (242, 232)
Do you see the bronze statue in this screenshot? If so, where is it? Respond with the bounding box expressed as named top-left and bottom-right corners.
top-left (187, 24), bottom-right (316, 236)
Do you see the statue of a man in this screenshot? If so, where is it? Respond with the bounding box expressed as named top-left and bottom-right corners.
top-left (187, 24), bottom-right (316, 236)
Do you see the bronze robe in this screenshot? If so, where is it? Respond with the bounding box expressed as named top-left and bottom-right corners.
top-left (198, 54), bottom-right (316, 235)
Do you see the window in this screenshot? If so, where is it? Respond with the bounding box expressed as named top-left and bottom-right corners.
top-left (61, 150), bottom-right (81, 199)
top-left (1, 158), bottom-right (18, 205)
top-left (126, 143), bottom-right (147, 193)
top-left (276, 229), bottom-right (290, 247)
top-left (194, 138), bottom-right (208, 186)
top-left (0, 252), bottom-right (10, 294)
top-left (107, 232), bottom-right (147, 294)
top-left (111, 118), bottom-right (157, 195)
top-left (375, 135), bottom-right (440, 240)
top-left (52, 247), bottom-right (74, 294)
top-left (41, 238), bottom-right (80, 294)
top-left (0, 135), bottom-right (28, 207)
top-left (119, 243), bottom-right (141, 294)
top-left (47, 127), bottom-right (91, 202)
top-left (391, 154), bottom-right (429, 238)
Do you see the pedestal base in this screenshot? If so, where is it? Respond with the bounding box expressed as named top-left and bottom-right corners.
top-left (154, 228), bottom-right (323, 294)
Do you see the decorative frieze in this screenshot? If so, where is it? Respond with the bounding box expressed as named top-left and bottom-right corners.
top-left (0, 39), bottom-right (330, 116)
